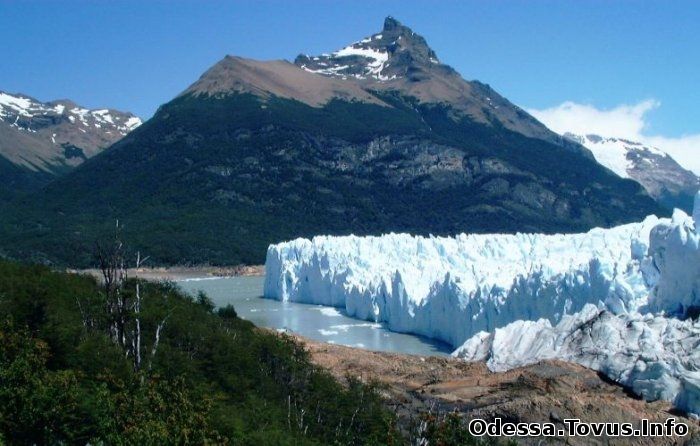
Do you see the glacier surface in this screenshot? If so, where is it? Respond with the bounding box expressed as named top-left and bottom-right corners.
top-left (264, 192), bottom-right (700, 416)
top-left (646, 209), bottom-right (700, 316)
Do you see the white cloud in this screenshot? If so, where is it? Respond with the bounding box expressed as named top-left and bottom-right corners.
top-left (644, 135), bottom-right (700, 176)
top-left (527, 100), bottom-right (700, 175)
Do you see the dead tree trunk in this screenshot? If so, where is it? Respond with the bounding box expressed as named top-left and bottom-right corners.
top-left (94, 222), bottom-right (166, 373)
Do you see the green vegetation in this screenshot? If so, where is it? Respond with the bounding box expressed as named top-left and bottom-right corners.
top-left (0, 92), bottom-right (664, 267)
top-left (415, 413), bottom-right (511, 446)
top-left (0, 156), bottom-right (50, 203)
top-left (0, 260), bottom-right (398, 444)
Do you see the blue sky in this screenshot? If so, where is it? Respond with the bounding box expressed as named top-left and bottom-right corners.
top-left (1, 0), bottom-right (699, 170)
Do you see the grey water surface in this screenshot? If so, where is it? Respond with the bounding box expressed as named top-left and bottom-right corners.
top-left (177, 276), bottom-right (450, 357)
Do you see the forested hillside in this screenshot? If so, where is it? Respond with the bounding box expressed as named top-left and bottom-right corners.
top-left (0, 259), bottom-right (396, 444)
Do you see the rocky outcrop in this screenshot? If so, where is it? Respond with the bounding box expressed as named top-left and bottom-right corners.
top-left (299, 336), bottom-right (699, 445)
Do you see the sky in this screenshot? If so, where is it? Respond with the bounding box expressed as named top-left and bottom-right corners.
top-left (1, 0), bottom-right (699, 172)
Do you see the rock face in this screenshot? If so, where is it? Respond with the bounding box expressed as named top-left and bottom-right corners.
top-left (0, 17), bottom-right (663, 266)
top-left (0, 91), bottom-right (141, 193)
top-left (565, 133), bottom-right (699, 212)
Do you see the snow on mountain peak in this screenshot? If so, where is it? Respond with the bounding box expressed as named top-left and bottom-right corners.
top-left (0, 92), bottom-right (34, 116)
top-left (0, 91), bottom-right (141, 136)
top-left (294, 16), bottom-right (441, 82)
top-left (0, 90), bottom-right (142, 173)
top-left (565, 133), bottom-right (665, 178)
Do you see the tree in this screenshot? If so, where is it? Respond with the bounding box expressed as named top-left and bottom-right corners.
top-left (0, 321), bottom-right (93, 444)
top-left (90, 221), bottom-right (168, 372)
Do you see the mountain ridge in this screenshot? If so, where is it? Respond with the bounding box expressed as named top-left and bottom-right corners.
top-left (182, 56), bottom-right (388, 107)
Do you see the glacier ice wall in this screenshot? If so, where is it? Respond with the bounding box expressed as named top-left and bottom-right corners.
top-left (264, 216), bottom-right (662, 348)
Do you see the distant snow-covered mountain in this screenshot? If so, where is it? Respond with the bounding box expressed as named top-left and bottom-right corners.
top-left (0, 91), bottom-right (141, 193)
top-left (565, 133), bottom-right (699, 212)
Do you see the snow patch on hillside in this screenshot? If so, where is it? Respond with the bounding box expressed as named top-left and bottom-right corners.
top-left (299, 32), bottom-right (396, 81)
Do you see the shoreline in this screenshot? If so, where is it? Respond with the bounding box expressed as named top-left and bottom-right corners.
top-left (70, 265), bottom-right (265, 282)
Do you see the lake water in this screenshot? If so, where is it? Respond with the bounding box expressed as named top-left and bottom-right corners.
top-left (177, 276), bottom-right (451, 357)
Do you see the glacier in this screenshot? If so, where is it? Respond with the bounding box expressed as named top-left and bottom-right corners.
top-left (264, 216), bottom-right (663, 347)
top-left (264, 191), bottom-right (700, 416)
top-left (646, 208), bottom-right (700, 316)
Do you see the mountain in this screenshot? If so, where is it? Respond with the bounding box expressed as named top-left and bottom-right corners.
top-left (0, 17), bottom-right (663, 266)
top-left (0, 91), bottom-right (141, 196)
top-left (295, 17), bottom-right (582, 150)
top-left (565, 133), bottom-right (699, 212)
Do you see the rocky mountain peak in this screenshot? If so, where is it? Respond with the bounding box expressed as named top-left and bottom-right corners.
top-left (382, 16), bottom-right (401, 30)
top-left (291, 17), bottom-right (578, 149)
top-left (380, 16), bottom-right (439, 65)
top-left (294, 16), bottom-right (444, 82)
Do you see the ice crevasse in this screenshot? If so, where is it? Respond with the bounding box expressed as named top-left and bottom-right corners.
top-left (264, 192), bottom-right (700, 416)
